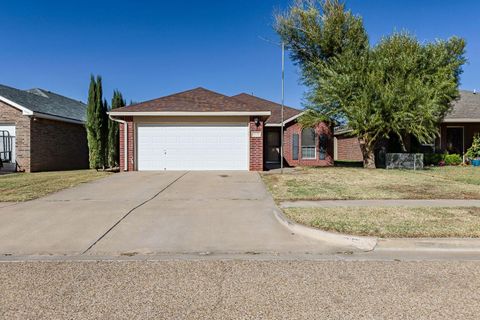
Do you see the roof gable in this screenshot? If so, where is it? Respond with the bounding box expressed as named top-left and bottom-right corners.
top-left (0, 84), bottom-right (86, 123)
top-left (231, 93), bottom-right (302, 124)
top-left (113, 87), bottom-right (263, 113)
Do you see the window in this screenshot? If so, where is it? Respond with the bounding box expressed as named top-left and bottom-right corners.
top-left (301, 128), bottom-right (316, 159)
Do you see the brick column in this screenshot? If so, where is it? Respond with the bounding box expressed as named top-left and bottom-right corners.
top-left (119, 116), bottom-right (134, 172)
top-left (249, 117), bottom-right (264, 171)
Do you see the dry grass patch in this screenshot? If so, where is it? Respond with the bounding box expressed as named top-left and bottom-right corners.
top-left (419, 166), bottom-right (480, 185)
top-left (284, 206), bottom-right (480, 238)
top-left (0, 170), bottom-right (111, 202)
top-left (262, 167), bottom-right (480, 201)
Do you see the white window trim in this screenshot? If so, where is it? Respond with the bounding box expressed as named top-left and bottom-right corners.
top-left (301, 128), bottom-right (317, 160)
top-left (301, 146), bottom-right (317, 160)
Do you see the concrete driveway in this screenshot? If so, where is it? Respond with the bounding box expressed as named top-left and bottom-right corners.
top-left (0, 171), bottom-right (344, 256)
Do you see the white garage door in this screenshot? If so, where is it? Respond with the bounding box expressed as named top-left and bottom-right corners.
top-left (137, 124), bottom-right (249, 171)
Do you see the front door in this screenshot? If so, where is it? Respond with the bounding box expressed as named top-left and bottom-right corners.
top-left (265, 131), bottom-right (281, 163)
top-left (446, 127), bottom-right (464, 155)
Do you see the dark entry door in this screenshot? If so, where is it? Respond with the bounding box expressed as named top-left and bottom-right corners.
top-left (266, 131), bottom-right (281, 163)
top-left (446, 127), bottom-right (464, 154)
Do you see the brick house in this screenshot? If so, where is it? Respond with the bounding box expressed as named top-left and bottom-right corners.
top-left (109, 87), bottom-right (333, 171)
top-left (334, 90), bottom-right (480, 163)
top-left (333, 126), bottom-right (363, 162)
top-left (0, 84), bottom-right (88, 172)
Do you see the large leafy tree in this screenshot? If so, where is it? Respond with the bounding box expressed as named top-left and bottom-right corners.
top-left (86, 75), bottom-right (109, 169)
top-left (108, 90), bottom-right (125, 167)
top-left (276, 0), bottom-right (466, 168)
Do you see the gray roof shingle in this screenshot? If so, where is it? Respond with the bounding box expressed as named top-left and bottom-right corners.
top-left (0, 84), bottom-right (86, 122)
top-left (445, 90), bottom-right (480, 121)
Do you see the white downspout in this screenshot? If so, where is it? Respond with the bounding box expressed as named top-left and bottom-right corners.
top-left (108, 114), bottom-right (128, 171)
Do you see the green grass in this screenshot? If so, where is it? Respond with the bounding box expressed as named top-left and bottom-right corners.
top-left (284, 206), bottom-right (480, 238)
top-left (0, 170), bottom-right (111, 202)
top-left (262, 166), bottom-right (480, 201)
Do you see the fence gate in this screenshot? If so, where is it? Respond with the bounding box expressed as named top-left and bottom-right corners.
top-left (0, 130), bottom-right (13, 164)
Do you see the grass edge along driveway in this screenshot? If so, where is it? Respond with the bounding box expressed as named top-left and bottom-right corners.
top-left (283, 206), bottom-right (480, 238)
top-left (0, 170), bottom-right (111, 202)
top-left (263, 166), bottom-right (480, 238)
top-left (262, 167), bottom-right (480, 201)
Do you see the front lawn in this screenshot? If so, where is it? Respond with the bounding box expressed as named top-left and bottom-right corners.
top-left (0, 170), bottom-right (111, 202)
top-left (284, 206), bottom-right (480, 238)
top-left (262, 166), bottom-right (480, 201)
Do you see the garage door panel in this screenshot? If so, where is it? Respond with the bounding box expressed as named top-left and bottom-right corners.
top-left (137, 124), bottom-right (249, 171)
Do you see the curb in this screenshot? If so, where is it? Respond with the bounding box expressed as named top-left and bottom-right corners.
top-left (375, 238), bottom-right (480, 252)
top-left (272, 207), bottom-right (378, 251)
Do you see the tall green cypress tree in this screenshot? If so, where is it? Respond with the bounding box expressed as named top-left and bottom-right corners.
top-left (101, 98), bottom-right (109, 168)
top-left (94, 76), bottom-right (109, 169)
top-left (86, 75), bottom-right (98, 169)
top-left (86, 75), bottom-right (110, 169)
top-left (108, 90), bottom-right (125, 167)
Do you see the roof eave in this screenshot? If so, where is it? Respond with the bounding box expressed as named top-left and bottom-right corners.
top-left (32, 112), bottom-right (85, 125)
top-left (108, 111), bottom-right (272, 117)
top-left (0, 92), bottom-right (85, 125)
top-left (264, 111), bottom-right (305, 127)
top-left (442, 118), bottom-right (480, 123)
top-left (0, 95), bottom-right (34, 115)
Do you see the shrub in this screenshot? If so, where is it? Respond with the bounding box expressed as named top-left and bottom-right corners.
top-left (444, 154), bottom-right (463, 165)
top-left (466, 133), bottom-right (480, 160)
top-left (424, 153), bottom-right (445, 166)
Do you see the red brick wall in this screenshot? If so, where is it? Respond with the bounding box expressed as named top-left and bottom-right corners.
top-left (249, 118), bottom-right (264, 171)
top-left (0, 101), bottom-right (89, 172)
top-left (0, 101), bottom-right (31, 172)
top-left (335, 135), bottom-right (363, 161)
top-left (119, 117), bottom-right (134, 171)
top-left (30, 118), bottom-right (88, 172)
top-left (120, 117), bottom-right (263, 171)
top-left (283, 121), bottom-right (333, 167)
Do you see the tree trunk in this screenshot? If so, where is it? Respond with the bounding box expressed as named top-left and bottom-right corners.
top-left (396, 132), bottom-right (407, 153)
top-left (359, 138), bottom-right (376, 169)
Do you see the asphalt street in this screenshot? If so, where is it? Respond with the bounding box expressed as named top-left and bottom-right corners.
top-left (1, 259), bottom-right (479, 319)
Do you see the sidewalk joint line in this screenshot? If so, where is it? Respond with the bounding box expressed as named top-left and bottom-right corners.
top-left (81, 171), bottom-right (189, 254)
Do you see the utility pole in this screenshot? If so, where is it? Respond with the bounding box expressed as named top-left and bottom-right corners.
top-left (258, 36), bottom-right (286, 174)
top-left (280, 41), bottom-right (285, 174)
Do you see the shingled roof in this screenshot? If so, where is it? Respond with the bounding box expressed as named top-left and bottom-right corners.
top-left (231, 93), bottom-right (302, 124)
top-left (111, 87), bottom-right (270, 114)
top-left (445, 90), bottom-right (480, 121)
top-left (0, 84), bottom-right (86, 123)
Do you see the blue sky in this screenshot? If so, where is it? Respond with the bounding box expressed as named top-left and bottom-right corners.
top-left (0, 0), bottom-right (478, 108)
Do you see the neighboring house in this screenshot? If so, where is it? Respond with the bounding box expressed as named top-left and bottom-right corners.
top-left (0, 84), bottom-right (88, 172)
top-left (108, 87), bottom-right (333, 171)
top-left (334, 90), bottom-right (480, 163)
top-left (333, 125), bottom-right (363, 162)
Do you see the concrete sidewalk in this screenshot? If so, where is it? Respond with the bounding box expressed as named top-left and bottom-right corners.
top-left (280, 199), bottom-right (480, 208)
top-left (0, 202), bottom-right (16, 209)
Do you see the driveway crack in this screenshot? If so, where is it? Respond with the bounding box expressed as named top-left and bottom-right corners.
top-left (81, 171), bottom-right (189, 254)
